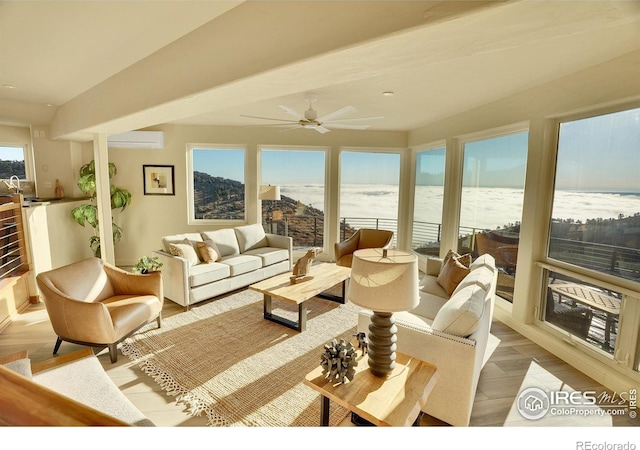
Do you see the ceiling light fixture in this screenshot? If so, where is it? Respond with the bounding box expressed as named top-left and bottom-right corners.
top-left (2, 84), bottom-right (16, 89)
top-left (382, 91), bottom-right (394, 96)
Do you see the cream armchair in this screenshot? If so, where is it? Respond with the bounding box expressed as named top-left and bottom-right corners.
top-left (334, 228), bottom-right (394, 267)
top-left (36, 258), bottom-right (163, 363)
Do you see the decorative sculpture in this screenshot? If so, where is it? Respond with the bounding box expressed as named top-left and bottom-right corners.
top-left (290, 247), bottom-right (321, 284)
top-left (353, 332), bottom-right (368, 355)
top-left (320, 338), bottom-right (358, 384)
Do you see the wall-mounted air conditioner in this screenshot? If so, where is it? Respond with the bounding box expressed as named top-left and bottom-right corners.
top-left (107, 131), bottom-right (164, 149)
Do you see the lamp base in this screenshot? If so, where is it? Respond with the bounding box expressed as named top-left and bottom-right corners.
top-left (367, 311), bottom-right (397, 377)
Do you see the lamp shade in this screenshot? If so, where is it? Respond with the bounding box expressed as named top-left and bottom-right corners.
top-left (347, 248), bottom-right (419, 313)
top-left (259, 185), bottom-right (281, 200)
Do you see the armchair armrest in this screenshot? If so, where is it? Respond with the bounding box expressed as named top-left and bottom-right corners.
top-left (103, 263), bottom-right (163, 299)
top-left (334, 234), bottom-right (359, 262)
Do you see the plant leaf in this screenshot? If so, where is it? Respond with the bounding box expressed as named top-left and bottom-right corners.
top-left (112, 222), bottom-right (123, 243)
top-left (71, 204), bottom-right (98, 228)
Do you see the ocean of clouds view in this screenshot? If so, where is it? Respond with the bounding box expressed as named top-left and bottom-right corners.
top-left (280, 184), bottom-right (640, 231)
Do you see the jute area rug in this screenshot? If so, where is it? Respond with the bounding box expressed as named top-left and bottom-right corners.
top-left (122, 288), bottom-right (358, 427)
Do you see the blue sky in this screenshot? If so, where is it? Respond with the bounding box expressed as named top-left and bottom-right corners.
top-left (189, 107), bottom-right (639, 191)
top-left (0, 146), bottom-right (25, 161)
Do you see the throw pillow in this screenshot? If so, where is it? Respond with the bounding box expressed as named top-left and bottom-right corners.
top-left (169, 239), bottom-right (200, 266)
top-left (442, 249), bottom-right (472, 269)
top-left (196, 240), bottom-right (221, 263)
top-left (436, 253), bottom-right (471, 296)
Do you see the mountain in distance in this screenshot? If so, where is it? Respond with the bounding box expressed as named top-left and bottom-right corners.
top-left (0, 159), bottom-right (26, 179)
top-left (194, 171), bottom-right (355, 247)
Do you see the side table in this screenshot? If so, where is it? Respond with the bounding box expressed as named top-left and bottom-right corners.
top-left (304, 351), bottom-right (438, 426)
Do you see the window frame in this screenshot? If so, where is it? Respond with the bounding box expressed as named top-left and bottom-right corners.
top-left (536, 104), bottom-right (640, 374)
top-left (410, 142), bottom-right (447, 257)
top-left (186, 143), bottom-right (247, 226)
top-left (0, 143), bottom-right (34, 181)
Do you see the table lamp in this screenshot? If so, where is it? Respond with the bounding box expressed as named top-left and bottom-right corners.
top-left (259, 185), bottom-right (281, 233)
top-left (347, 248), bottom-right (419, 377)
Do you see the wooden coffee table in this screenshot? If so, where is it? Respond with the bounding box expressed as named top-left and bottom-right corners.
top-left (304, 351), bottom-right (438, 426)
top-left (249, 263), bottom-right (351, 332)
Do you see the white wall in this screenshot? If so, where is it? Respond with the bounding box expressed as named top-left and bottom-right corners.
top-left (105, 124), bottom-right (408, 266)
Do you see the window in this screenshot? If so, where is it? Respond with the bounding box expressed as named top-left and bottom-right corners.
top-left (543, 107), bottom-right (640, 359)
top-left (260, 147), bottom-right (326, 250)
top-left (188, 146), bottom-right (245, 222)
top-left (548, 108), bottom-right (640, 283)
top-left (412, 146), bottom-right (445, 256)
top-left (339, 150), bottom-right (401, 244)
top-left (458, 131), bottom-right (528, 302)
top-left (0, 146), bottom-right (27, 179)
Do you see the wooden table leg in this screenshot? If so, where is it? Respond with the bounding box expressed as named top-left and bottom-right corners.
top-left (298, 301), bottom-right (307, 332)
top-left (320, 395), bottom-right (330, 426)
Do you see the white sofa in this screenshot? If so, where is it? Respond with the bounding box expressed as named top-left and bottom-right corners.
top-left (357, 253), bottom-right (498, 426)
top-left (153, 223), bottom-right (292, 309)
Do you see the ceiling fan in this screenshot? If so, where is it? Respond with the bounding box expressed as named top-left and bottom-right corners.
top-left (240, 93), bottom-right (384, 134)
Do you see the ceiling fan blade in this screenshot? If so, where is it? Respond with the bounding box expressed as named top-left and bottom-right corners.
top-left (278, 126), bottom-right (303, 133)
top-left (317, 105), bottom-right (357, 123)
top-left (240, 114), bottom-right (299, 123)
top-left (242, 123), bottom-right (299, 127)
top-left (278, 105), bottom-right (306, 120)
top-left (315, 126), bottom-right (331, 134)
top-left (324, 115), bottom-right (385, 123)
top-left (325, 123), bottom-right (370, 130)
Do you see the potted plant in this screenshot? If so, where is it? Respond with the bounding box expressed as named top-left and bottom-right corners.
top-left (132, 256), bottom-right (163, 274)
top-left (71, 160), bottom-right (132, 257)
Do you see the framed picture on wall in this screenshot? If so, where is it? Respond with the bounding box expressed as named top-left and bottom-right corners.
top-left (143, 165), bottom-right (175, 195)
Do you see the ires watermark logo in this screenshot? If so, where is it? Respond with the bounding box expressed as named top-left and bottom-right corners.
top-left (517, 387), bottom-right (637, 420)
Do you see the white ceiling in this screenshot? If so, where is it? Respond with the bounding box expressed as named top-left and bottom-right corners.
top-left (1, 1), bottom-right (639, 136)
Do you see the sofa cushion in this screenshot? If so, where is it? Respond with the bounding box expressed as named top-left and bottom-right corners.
top-left (436, 254), bottom-right (471, 296)
top-left (196, 240), bottom-right (221, 263)
top-left (452, 266), bottom-right (494, 296)
top-left (243, 247), bottom-right (289, 266)
top-left (0, 350), bottom-right (32, 379)
top-left (420, 275), bottom-right (450, 298)
top-left (168, 239), bottom-right (200, 266)
top-left (161, 233), bottom-right (203, 253)
top-left (201, 229), bottom-right (240, 257)
top-left (409, 291), bottom-right (449, 320)
top-left (234, 224), bottom-right (268, 253)
top-left (470, 253), bottom-right (496, 272)
top-left (431, 284), bottom-right (486, 337)
top-left (219, 254), bottom-right (262, 276)
top-left (189, 262), bottom-right (230, 288)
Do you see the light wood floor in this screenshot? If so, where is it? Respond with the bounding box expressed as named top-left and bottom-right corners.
top-left (1, 299), bottom-right (637, 428)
